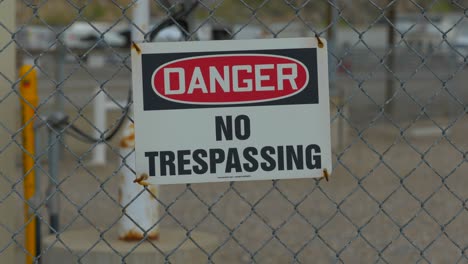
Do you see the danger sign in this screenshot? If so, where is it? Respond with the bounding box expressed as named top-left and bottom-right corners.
top-left (152, 54), bottom-right (308, 104)
top-left (131, 37), bottom-right (331, 184)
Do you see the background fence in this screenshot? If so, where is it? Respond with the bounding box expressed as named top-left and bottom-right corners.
top-left (1, 0), bottom-right (468, 263)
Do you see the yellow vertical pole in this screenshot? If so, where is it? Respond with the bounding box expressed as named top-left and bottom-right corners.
top-left (19, 65), bottom-right (38, 264)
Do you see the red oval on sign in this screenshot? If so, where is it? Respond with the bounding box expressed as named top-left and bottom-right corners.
top-left (152, 54), bottom-right (309, 105)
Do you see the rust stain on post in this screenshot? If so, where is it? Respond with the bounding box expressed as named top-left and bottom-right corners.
top-left (134, 173), bottom-right (150, 186)
top-left (126, 133), bottom-right (135, 141)
top-left (131, 42), bottom-right (141, 55)
top-left (120, 124), bottom-right (135, 148)
top-left (120, 138), bottom-right (132, 148)
top-left (119, 229), bottom-right (159, 241)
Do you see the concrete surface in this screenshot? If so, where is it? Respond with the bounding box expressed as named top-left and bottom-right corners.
top-left (27, 111), bottom-right (468, 263)
top-left (42, 228), bottom-right (218, 263)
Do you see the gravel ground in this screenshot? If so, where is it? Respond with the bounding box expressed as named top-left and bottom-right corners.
top-left (15, 48), bottom-right (468, 263)
top-left (28, 112), bottom-right (468, 263)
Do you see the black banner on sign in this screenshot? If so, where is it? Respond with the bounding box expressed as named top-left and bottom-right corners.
top-left (141, 48), bottom-right (318, 111)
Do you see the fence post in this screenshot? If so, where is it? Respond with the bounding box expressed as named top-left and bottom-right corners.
top-left (18, 65), bottom-right (38, 264)
top-left (116, 1), bottom-right (160, 240)
top-left (131, 0), bottom-right (150, 41)
top-left (117, 123), bottom-right (160, 240)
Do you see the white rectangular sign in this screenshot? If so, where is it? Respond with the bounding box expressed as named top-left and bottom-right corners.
top-left (131, 37), bottom-right (331, 184)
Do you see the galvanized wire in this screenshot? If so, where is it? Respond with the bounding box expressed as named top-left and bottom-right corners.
top-left (1, 0), bottom-right (468, 263)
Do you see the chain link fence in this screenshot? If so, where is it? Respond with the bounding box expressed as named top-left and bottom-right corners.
top-left (1, 0), bottom-right (468, 263)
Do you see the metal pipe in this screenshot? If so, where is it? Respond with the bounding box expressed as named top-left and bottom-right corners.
top-left (384, 2), bottom-right (397, 115)
top-left (47, 126), bottom-right (60, 234)
top-left (91, 87), bottom-right (107, 165)
top-left (54, 41), bottom-right (66, 112)
top-left (132, 0), bottom-right (150, 42)
top-left (117, 122), bottom-right (160, 241)
top-left (33, 121), bottom-right (44, 264)
top-left (46, 113), bottom-right (67, 234)
top-left (18, 65), bottom-right (38, 264)
top-left (117, 1), bottom-right (159, 241)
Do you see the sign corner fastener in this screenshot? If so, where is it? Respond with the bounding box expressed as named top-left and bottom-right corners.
top-left (132, 42), bottom-right (142, 55)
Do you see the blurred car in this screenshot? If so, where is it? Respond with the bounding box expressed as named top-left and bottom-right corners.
top-left (62, 21), bottom-right (127, 49)
top-left (405, 23), bottom-right (440, 54)
top-left (117, 20), bottom-right (232, 43)
top-left (197, 24), bottom-right (231, 40)
top-left (399, 14), bottom-right (463, 55)
top-left (152, 25), bottom-right (186, 42)
top-left (16, 25), bottom-right (56, 51)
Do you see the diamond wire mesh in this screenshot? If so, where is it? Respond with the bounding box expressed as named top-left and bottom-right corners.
top-left (1, 0), bottom-right (468, 263)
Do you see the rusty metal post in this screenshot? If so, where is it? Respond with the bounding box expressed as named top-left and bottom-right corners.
top-left (117, 122), bottom-right (159, 241)
top-left (18, 65), bottom-right (38, 264)
top-left (116, 0), bottom-right (159, 241)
